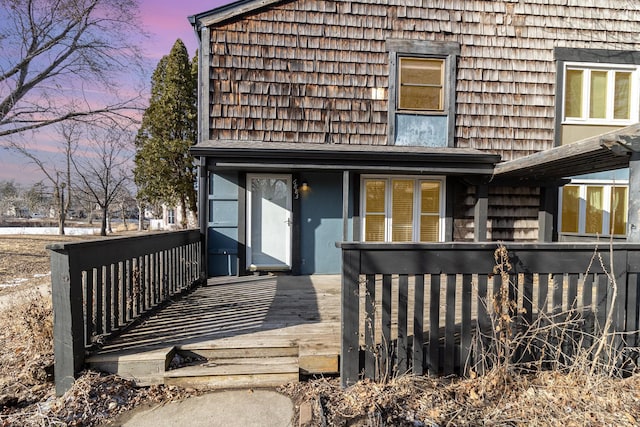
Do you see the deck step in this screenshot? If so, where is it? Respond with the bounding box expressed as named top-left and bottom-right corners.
top-left (165, 339), bottom-right (301, 389)
top-left (86, 347), bottom-right (175, 386)
top-left (177, 341), bottom-right (299, 360)
top-left (164, 356), bottom-right (299, 389)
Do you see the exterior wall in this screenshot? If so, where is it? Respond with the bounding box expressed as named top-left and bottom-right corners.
top-left (299, 172), bottom-right (343, 274)
top-left (207, 170), bottom-right (344, 275)
top-left (206, 0), bottom-right (640, 159)
top-left (203, 0), bottom-right (640, 244)
top-left (488, 186), bottom-right (540, 241)
top-left (453, 184), bottom-right (539, 242)
top-left (561, 124), bottom-right (623, 145)
top-left (208, 172), bottom-right (241, 276)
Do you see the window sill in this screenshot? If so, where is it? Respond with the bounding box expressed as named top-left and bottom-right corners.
top-left (562, 119), bottom-right (635, 126)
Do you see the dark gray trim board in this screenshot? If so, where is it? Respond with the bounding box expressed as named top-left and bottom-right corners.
top-left (555, 47), bottom-right (640, 64)
top-left (192, 140), bottom-right (499, 176)
top-left (189, 0), bottom-right (289, 29)
top-left (336, 241), bottom-right (640, 275)
top-left (629, 151), bottom-right (640, 242)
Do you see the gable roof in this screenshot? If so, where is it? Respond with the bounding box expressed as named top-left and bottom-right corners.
top-left (188, 0), bottom-right (287, 29)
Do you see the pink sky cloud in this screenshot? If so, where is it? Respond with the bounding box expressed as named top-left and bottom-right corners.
top-left (1, 0), bottom-right (234, 185)
top-left (139, 0), bottom-right (231, 59)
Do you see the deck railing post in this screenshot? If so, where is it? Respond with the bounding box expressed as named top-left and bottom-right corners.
top-left (338, 243), bottom-right (640, 381)
top-left (47, 230), bottom-right (202, 396)
top-left (49, 247), bottom-right (85, 396)
top-left (341, 247), bottom-right (361, 388)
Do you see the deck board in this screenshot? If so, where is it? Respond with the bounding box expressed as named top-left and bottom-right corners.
top-left (97, 274), bottom-right (342, 374)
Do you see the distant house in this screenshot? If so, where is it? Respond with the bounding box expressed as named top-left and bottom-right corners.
top-left (3, 204), bottom-right (29, 218)
top-left (189, 0), bottom-right (640, 277)
top-left (148, 204), bottom-right (197, 231)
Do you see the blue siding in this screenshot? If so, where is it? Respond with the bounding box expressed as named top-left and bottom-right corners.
top-left (299, 172), bottom-right (343, 274)
top-left (208, 172), bottom-right (240, 276)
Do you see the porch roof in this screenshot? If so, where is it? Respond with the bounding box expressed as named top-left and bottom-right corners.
top-left (493, 123), bottom-right (640, 183)
top-left (190, 140), bottom-right (501, 175)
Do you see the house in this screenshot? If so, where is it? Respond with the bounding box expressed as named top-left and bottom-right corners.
top-left (148, 204), bottom-right (197, 231)
top-left (2, 203), bottom-right (29, 218)
top-left (188, 0), bottom-right (640, 277)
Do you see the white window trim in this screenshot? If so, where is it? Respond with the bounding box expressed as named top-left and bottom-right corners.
top-left (558, 179), bottom-right (629, 236)
top-left (360, 175), bottom-right (446, 242)
top-left (562, 61), bottom-right (639, 126)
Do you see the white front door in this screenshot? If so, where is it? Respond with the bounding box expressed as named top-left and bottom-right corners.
top-left (246, 174), bottom-right (292, 270)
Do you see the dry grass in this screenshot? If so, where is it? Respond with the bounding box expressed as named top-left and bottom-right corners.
top-left (0, 289), bottom-right (55, 413)
top-left (0, 234), bottom-right (100, 296)
top-left (280, 244), bottom-right (640, 426)
top-left (2, 236), bottom-right (640, 426)
top-left (0, 234), bottom-right (195, 426)
top-left (281, 368), bottom-right (640, 426)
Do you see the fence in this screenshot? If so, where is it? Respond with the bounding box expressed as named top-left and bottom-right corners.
top-left (48, 230), bottom-right (202, 395)
top-left (338, 242), bottom-right (640, 387)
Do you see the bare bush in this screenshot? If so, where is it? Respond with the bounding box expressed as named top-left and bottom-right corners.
top-left (0, 290), bottom-right (54, 394)
top-left (280, 243), bottom-right (640, 426)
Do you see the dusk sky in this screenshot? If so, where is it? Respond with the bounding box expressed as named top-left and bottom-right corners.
top-left (138, 0), bottom-right (230, 61)
top-left (0, 0), bottom-right (233, 186)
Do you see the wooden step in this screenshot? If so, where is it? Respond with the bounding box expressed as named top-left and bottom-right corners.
top-left (164, 356), bottom-right (299, 389)
top-left (299, 354), bottom-right (339, 375)
top-left (177, 340), bottom-right (298, 360)
top-left (299, 339), bottom-right (339, 375)
top-left (86, 347), bottom-right (175, 386)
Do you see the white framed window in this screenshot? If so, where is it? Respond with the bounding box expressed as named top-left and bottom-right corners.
top-left (562, 62), bottom-right (639, 125)
top-left (559, 181), bottom-right (628, 236)
top-left (167, 208), bottom-right (176, 225)
top-left (361, 176), bottom-right (445, 242)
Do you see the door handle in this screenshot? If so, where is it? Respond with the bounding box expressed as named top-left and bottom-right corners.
top-left (284, 218), bottom-right (292, 226)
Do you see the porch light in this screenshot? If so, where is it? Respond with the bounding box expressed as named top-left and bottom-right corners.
top-left (301, 180), bottom-right (309, 192)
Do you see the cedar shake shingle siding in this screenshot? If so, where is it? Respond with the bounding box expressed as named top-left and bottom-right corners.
top-left (207, 0), bottom-right (640, 159)
top-left (201, 0), bottom-right (640, 242)
top-left (455, 185), bottom-right (540, 242)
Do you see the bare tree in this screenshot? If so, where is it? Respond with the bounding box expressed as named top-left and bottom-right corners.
top-left (23, 181), bottom-right (50, 216)
top-left (0, 0), bottom-right (146, 138)
top-left (72, 126), bottom-right (131, 236)
top-left (113, 185), bottom-right (137, 231)
top-left (8, 122), bottom-right (77, 233)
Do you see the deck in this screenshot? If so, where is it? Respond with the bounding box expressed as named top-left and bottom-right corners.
top-left (51, 236), bottom-right (640, 394)
top-left (88, 274), bottom-right (342, 387)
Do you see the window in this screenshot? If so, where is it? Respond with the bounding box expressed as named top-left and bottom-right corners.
top-left (363, 177), bottom-right (444, 242)
top-left (387, 40), bottom-right (459, 147)
top-left (555, 48), bottom-right (640, 145)
top-left (398, 58), bottom-right (444, 111)
top-left (563, 63), bottom-right (638, 124)
top-left (559, 183), bottom-right (628, 236)
top-left (167, 208), bottom-right (176, 225)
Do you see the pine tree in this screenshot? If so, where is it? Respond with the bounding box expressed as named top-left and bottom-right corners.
top-left (134, 39), bottom-right (198, 228)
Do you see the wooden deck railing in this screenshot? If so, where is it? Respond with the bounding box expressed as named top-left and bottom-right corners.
top-left (48, 230), bottom-right (202, 394)
top-left (338, 242), bottom-right (640, 387)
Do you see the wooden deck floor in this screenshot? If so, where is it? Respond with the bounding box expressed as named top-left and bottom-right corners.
top-left (96, 274), bottom-right (342, 376)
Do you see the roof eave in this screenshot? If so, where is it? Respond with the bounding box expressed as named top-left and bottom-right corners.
top-left (494, 123), bottom-right (640, 182)
top-left (189, 0), bottom-right (287, 29)
top-left (190, 142), bottom-right (500, 175)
